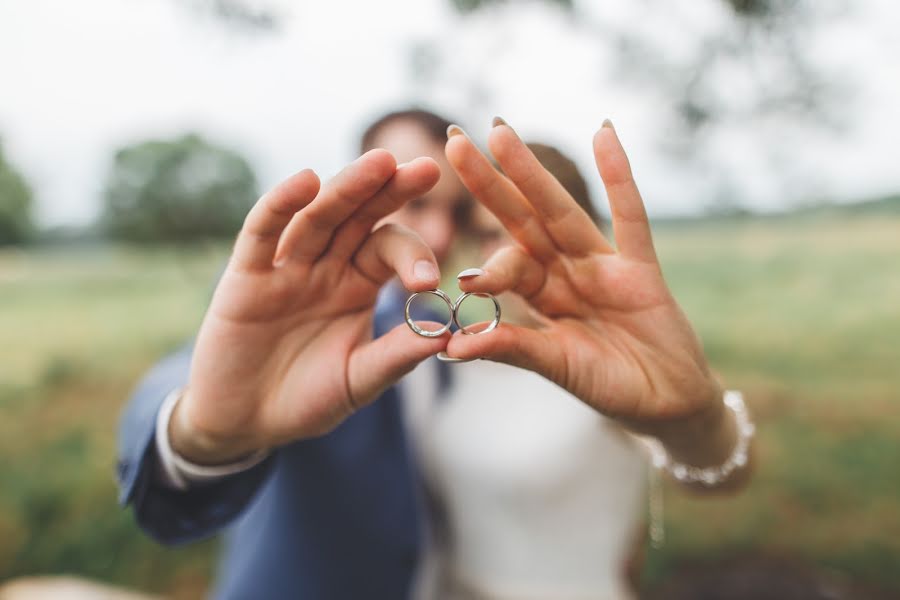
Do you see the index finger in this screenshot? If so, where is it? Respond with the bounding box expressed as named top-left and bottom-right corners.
top-left (326, 157), bottom-right (441, 262)
top-left (445, 127), bottom-right (557, 262)
top-left (277, 149), bottom-right (397, 263)
top-left (231, 169), bottom-right (321, 272)
top-left (487, 119), bottom-right (614, 257)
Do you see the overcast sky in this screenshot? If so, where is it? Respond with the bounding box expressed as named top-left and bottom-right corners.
top-left (1, 0), bottom-right (898, 227)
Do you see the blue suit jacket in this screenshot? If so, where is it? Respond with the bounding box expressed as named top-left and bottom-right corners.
top-left (117, 289), bottom-right (448, 599)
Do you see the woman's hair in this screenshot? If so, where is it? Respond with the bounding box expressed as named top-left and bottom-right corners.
top-left (360, 108), bottom-right (455, 154)
top-left (526, 142), bottom-right (603, 227)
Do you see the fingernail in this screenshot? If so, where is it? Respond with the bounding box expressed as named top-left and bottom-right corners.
top-left (602, 118), bottom-right (615, 130)
top-left (492, 116), bottom-right (508, 128)
top-left (396, 162), bottom-right (409, 169)
top-left (457, 267), bottom-right (485, 280)
top-left (437, 351), bottom-right (476, 364)
top-left (447, 124), bottom-right (465, 138)
top-left (414, 260), bottom-right (439, 282)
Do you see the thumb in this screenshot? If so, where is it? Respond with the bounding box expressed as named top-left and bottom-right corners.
top-left (445, 323), bottom-right (566, 384)
top-left (346, 322), bottom-right (449, 408)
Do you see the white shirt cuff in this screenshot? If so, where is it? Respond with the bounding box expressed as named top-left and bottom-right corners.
top-left (154, 387), bottom-right (269, 491)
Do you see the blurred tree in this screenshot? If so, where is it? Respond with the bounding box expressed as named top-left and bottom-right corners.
top-left (441, 0), bottom-right (842, 133)
top-left (0, 141), bottom-right (34, 246)
top-left (450, 0), bottom-right (573, 14)
top-left (180, 0), bottom-right (842, 140)
top-left (177, 0), bottom-right (849, 211)
top-left (102, 134), bottom-right (259, 242)
top-left (418, 0), bottom-right (848, 211)
top-left (175, 0), bottom-right (281, 33)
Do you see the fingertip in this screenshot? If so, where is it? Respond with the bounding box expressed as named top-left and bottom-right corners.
top-left (457, 274), bottom-right (494, 294)
top-left (445, 132), bottom-right (469, 161)
top-left (360, 148), bottom-right (398, 177)
top-left (447, 124), bottom-right (466, 139)
top-left (487, 122), bottom-right (520, 158)
top-left (265, 168), bottom-right (320, 212)
top-left (457, 278), bottom-right (475, 292)
top-left (437, 351), bottom-right (477, 363)
top-left (411, 156), bottom-right (442, 185)
top-left (410, 259), bottom-right (440, 290)
top-left (393, 158), bottom-right (441, 195)
top-left (445, 134), bottom-right (490, 182)
top-left (296, 168), bottom-right (321, 192)
top-left (592, 129), bottom-right (607, 163)
top-left (458, 283), bottom-right (491, 297)
top-left (362, 147), bottom-right (395, 162)
top-left (593, 123), bottom-right (622, 154)
top-left (593, 127), bottom-right (632, 184)
top-left (457, 267), bottom-right (486, 280)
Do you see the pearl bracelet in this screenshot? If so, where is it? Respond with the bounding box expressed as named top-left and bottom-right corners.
top-left (646, 390), bottom-right (755, 487)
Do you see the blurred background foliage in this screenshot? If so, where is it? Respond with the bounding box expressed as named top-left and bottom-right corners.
top-left (0, 0), bottom-right (852, 250)
top-left (102, 134), bottom-right (258, 242)
top-left (2, 207), bottom-right (899, 598)
top-left (0, 141), bottom-right (35, 246)
top-left (0, 0), bottom-right (898, 598)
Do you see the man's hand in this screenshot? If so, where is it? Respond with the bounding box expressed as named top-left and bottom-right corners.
top-left (171, 150), bottom-right (450, 464)
top-left (444, 120), bottom-right (736, 469)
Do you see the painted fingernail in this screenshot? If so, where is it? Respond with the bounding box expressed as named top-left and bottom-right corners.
top-left (437, 351), bottom-right (476, 364)
top-left (414, 260), bottom-right (439, 282)
top-left (492, 116), bottom-right (508, 128)
top-left (457, 267), bottom-right (485, 279)
top-left (602, 118), bottom-right (615, 130)
top-left (447, 124), bottom-right (465, 138)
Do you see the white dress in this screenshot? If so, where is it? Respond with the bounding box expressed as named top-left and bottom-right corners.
top-left (402, 358), bottom-right (648, 600)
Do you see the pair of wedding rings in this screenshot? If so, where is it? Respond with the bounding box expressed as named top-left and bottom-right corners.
top-left (405, 288), bottom-right (501, 338)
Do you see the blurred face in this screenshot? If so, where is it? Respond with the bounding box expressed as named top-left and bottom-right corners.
top-left (369, 119), bottom-right (470, 265)
top-left (469, 203), bottom-right (508, 260)
top-left (467, 203), bottom-right (537, 326)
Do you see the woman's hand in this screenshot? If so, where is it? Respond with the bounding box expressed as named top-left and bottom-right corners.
top-left (171, 150), bottom-right (450, 464)
top-left (444, 120), bottom-right (737, 468)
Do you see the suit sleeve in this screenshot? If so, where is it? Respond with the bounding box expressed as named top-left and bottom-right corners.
top-left (116, 342), bottom-right (275, 545)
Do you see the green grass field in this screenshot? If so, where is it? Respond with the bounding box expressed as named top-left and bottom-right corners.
top-left (1, 212), bottom-right (899, 597)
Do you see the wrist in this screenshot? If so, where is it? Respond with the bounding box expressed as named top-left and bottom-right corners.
top-left (169, 388), bottom-right (264, 466)
top-left (652, 380), bottom-right (736, 468)
top-left (643, 389), bottom-right (755, 488)
top-left (623, 378), bottom-right (727, 456)
top-left (655, 386), bottom-right (739, 468)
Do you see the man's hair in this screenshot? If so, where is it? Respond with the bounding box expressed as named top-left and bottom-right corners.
top-left (360, 108), bottom-right (455, 154)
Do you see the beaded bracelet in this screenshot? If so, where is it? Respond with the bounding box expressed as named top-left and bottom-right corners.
top-left (646, 390), bottom-right (755, 487)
